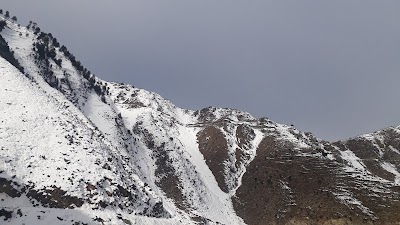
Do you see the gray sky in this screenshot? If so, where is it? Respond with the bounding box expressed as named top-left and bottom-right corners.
top-left (2, 0), bottom-right (400, 141)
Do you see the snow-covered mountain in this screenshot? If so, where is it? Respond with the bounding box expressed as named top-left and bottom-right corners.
top-left (1, 15), bottom-right (400, 225)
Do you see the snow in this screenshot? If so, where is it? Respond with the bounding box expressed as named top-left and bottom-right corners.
top-left (0, 57), bottom-right (158, 214)
top-left (176, 124), bottom-right (244, 225)
top-left (231, 128), bottom-right (264, 195)
top-left (340, 150), bottom-right (367, 173)
top-left (381, 162), bottom-right (400, 185)
top-left (0, 20), bottom-right (188, 224)
top-left (359, 133), bottom-right (385, 157)
top-left (274, 123), bottom-right (310, 149)
top-left (333, 191), bottom-right (376, 219)
top-left (2, 15), bottom-right (400, 224)
top-left (1, 205), bottom-right (190, 225)
top-left (105, 81), bottom-right (247, 224)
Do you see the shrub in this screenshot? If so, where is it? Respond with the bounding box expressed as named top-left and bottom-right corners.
top-left (46, 48), bottom-right (56, 59)
top-left (52, 38), bottom-right (60, 48)
top-left (0, 20), bottom-right (6, 31)
top-left (34, 27), bottom-right (41, 35)
top-left (42, 36), bottom-right (50, 44)
top-left (63, 50), bottom-right (70, 57)
top-left (55, 58), bottom-right (62, 67)
top-left (0, 34), bottom-right (24, 73)
top-left (35, 43), bottom-right (46, 59)
top-left (38, 32), bottom-right (46, 39)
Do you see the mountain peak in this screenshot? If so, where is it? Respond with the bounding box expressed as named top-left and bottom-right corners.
top-left (1, 13), bottom-right (400, 225)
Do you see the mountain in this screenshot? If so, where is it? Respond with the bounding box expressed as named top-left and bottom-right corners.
top-left (1, 14), bottom-right (400, 225)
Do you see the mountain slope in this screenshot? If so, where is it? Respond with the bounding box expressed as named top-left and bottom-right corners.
top-left (1, 15), bottom-right (400, 225)
top-left (0, 17), bottom-right (191, 225)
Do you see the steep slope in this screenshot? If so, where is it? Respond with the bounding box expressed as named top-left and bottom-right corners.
top-left (1, 15), bottom-right (400, 225)
top-left (107, 83), bottom-right (247, 224)
top-left (109, 81), bottom-right (400, 224)
top-left (231, 129), bottom-right (400, 225)
top-left (0, 17), bottom-right (191, 225)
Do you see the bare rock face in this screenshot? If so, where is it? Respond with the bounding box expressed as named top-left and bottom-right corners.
top-left (229, 126), bottom-right (400, 225)
top-left (197, 125), bottom-right (230, 192)
top-left (189, 108), bottom-right (400, 224)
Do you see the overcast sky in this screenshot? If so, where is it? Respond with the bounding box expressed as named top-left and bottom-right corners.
top-left (2, 1), bottom-right (400, 141)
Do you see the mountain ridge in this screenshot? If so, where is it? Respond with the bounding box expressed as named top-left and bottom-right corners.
top-left (1, 14), bottom-right (400, 225)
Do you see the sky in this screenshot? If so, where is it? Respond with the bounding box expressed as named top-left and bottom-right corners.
top-left (2, 0), bottom-right (400, 141)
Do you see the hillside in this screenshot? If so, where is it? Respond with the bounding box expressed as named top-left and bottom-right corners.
top-left (1, 14), bottom-right (400, 225)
